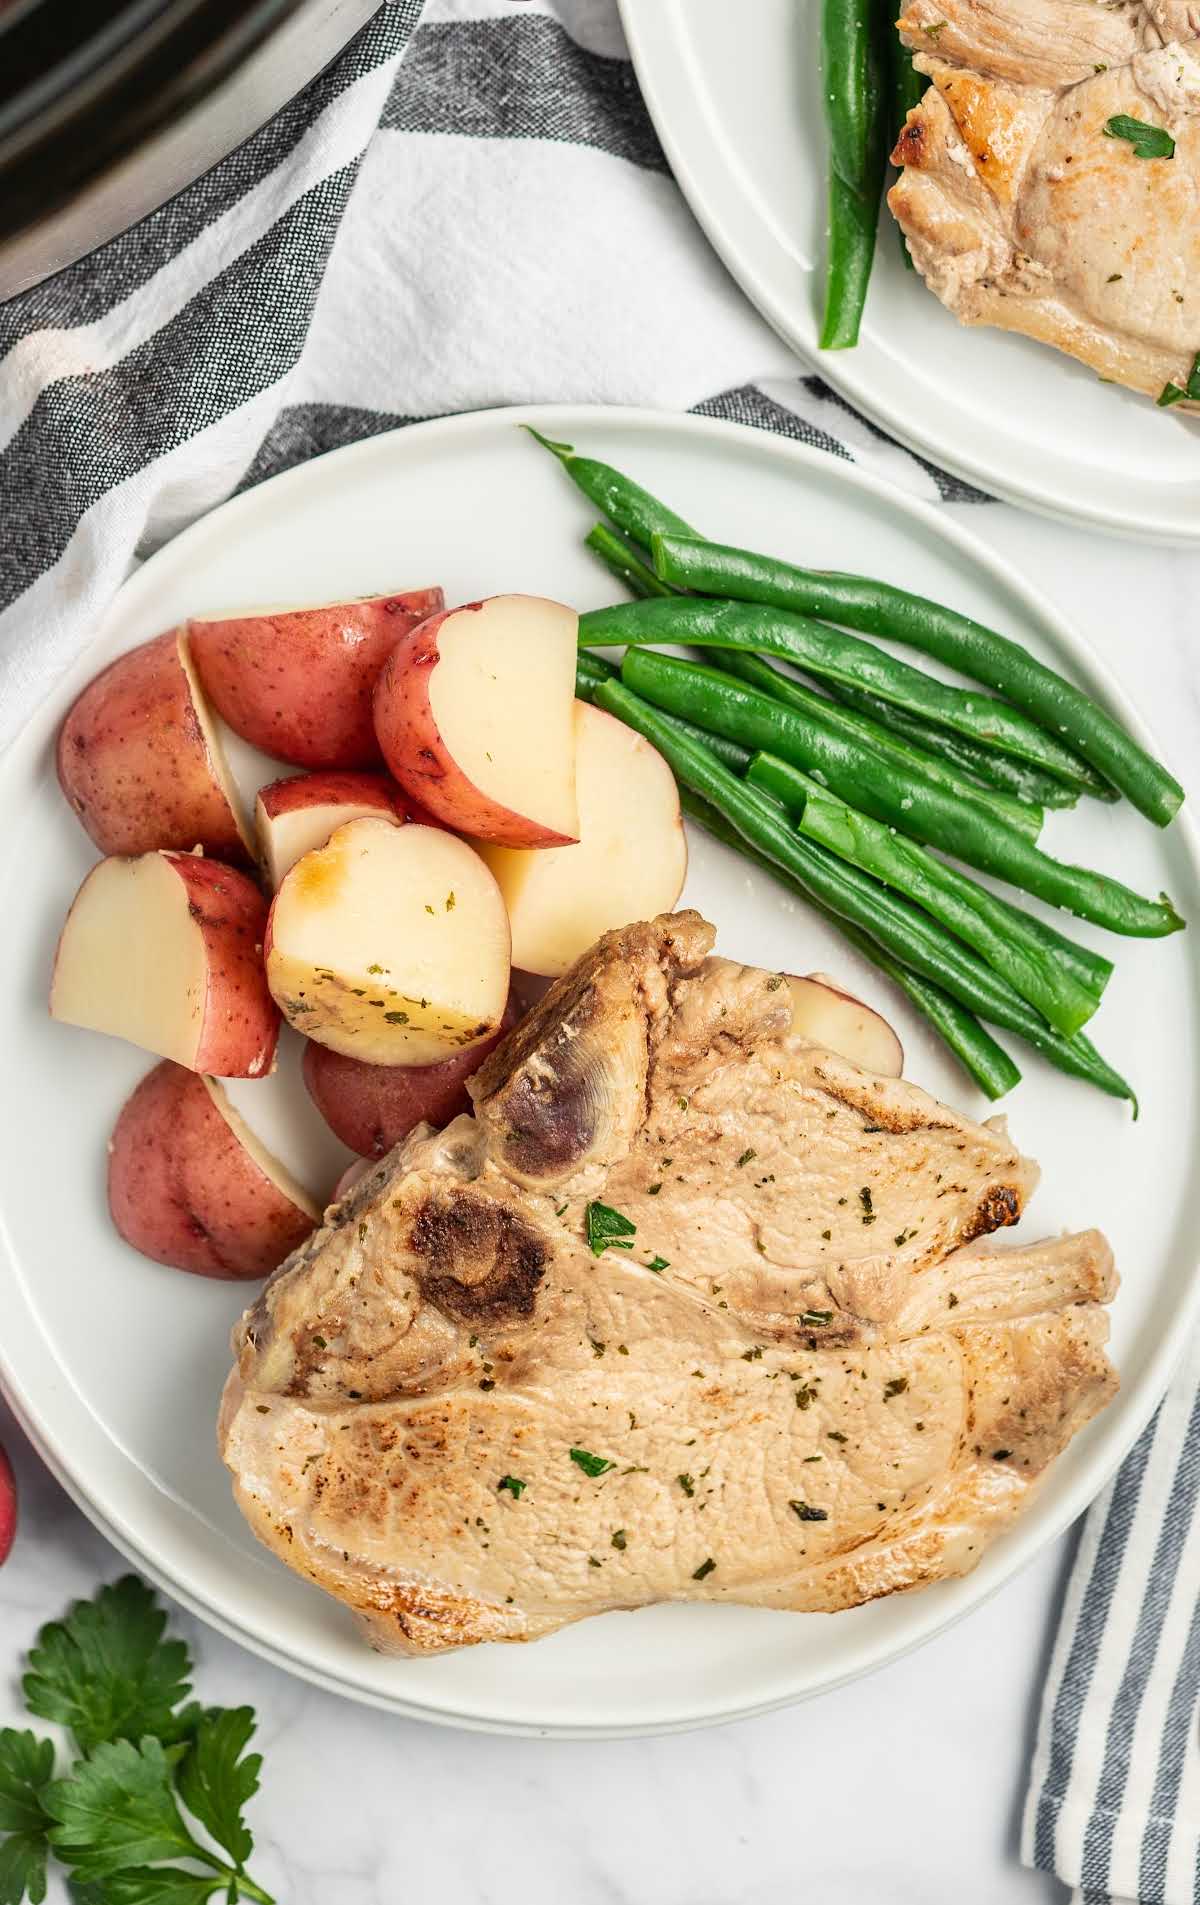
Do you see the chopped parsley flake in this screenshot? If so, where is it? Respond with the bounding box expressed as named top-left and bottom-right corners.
top-left (883, 1377), bottom-right (909, 1400)
top-left (1104, 114), bottom-right (1175, 160)
top-left (692, 1557), bottom-right (716, 1581)
top-left (736, 1148), bottom-right (757, 1169)
top-left (800, 1310), bottom-right (833, 1327)
top-left (678, 1473), bottom-right (696, 1497)
top-left (570, 1447), bottom-right (615, 1478)
top-left (790, 1500), bottom-right (829, 1523)
top-left (497, 1475), bottom-right (526, 1498)
top-left (585, 1201), bottom-right (637, 1256)
top-left (611, 1529), bottom-right (627, 1550)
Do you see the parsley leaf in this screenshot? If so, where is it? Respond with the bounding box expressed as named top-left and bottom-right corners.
top-left (0, 1729), bottom-right (54, 1905)
top-left (1159, 351), bottom-right (1200, 407)
top-left (1103, 114), bottom-right (1175, 159)
top-left (175, 1710), bottom-right (260, 1871)
top-left (43, 1738), bottom-right (200, 1883)
top-left (584, 1202), bottom-right (636, 1257)
top-left (24, 1579), bottom-right (196, 1755)
top-left (569, 1448), bottom-right (615, 1478)
top-left (496, 1475), bottom-right (526, 1498)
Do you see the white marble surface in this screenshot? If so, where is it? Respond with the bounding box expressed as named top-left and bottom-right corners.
top-left (0, 502), bottom-right (1194, 1905)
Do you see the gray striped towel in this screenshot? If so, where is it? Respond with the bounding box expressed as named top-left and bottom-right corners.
top-left (1024, 1328), bottom-right (1200, 1905)
top-left (0, 4), bottom-right (1195, 1900)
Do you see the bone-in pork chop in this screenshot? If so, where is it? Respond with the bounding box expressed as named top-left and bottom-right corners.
top-left (889, 0), bottom-right (1200, 405)
top-left (220, 913), bottom-right (1117, 1655)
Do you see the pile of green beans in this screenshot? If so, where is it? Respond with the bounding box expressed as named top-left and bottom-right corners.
top-left (532, 430), bottom-right (1185, 1106)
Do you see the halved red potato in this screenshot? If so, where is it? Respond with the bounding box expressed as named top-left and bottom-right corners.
top-left (475, 702), bottom-right (686, 977)
top-left (0, 1442), bottom-right (14, 1568)
top-left (787, 973), bottom-right (904, 1077)
top-left (373, 595), bottom-right (580, 846)
top-left (302, 990), bottom-right (521, 1156)
top-left (50, 852), bottom-right (278, 1077)
top-left (188, 588), bottom-right (444, 769)
top-left (265, 817), bottom-right (510, 1065)
top-left (57, 628), bottom-right (253, 862)
top-left (108, 1060), bottom-right (320, 1278)
top-left (256, 771), bottom-right (409, 888)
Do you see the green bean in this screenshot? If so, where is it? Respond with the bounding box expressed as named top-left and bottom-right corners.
top-left (681, 787), bottom-right (1021, 1098)
top-left (575, 651), bottom-right (619, 704)
top-left (623, 648), bottom-right (1182, 939)
top-left (651, 533), bottom-right (1183, 825)
top-left (585, 523), bottom-right (675, 600)
top-left (822, 174), bottom-right (884, 351)
top-left (590, 583), bottom-right (1096, 793)
top-left (596, 677), bottom-right (1133, 1104)
top-left (746, 749), bottom-right (1111, 1002)
top-left (820, 0), bottom-right (888, 349)
top-left (824, 679), bottom-right (1085, 808)
top-left (654, 709), bottom-right (753, 775)
top-left (747, 757), bottom-right (1101, 1033)
top-left (524, 428), bottom-right (695, 547)
top-left (698, 641), bottom-right (1044, 840)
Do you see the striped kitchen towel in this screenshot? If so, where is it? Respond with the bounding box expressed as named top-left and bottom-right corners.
top-left (2, 5), bottom-right (1197, 1902)
top-left (0, 0), bottom-right (986, 755)
top-left (1024, 1326), bottom-right (1200, 1905)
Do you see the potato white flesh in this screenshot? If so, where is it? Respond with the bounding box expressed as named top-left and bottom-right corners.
top-left (375, 595), bottom-right (580, 845)
top-left (50, 851), bottom-right (277, 1076)
top-left (787, 973), bottom-right (904, 1078)
top-left (266, 817), bottom-right (510, 1064)
top-left (475, 702), bottom-right (686, 977)
top-left (52, 855), bottom-right (204, 1059)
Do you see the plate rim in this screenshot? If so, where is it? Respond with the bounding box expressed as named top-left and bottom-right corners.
top-left (617, 0), bottom-right (1200, 547)
top-left (3, 400), bottom-right (1198, 1737)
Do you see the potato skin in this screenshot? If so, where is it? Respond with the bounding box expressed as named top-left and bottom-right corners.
top-left (189, 590), bottom-right (444, 769)
top-left (57, 630), bottom-right (251, 862)
top-left (164, 854), bottom-right (279, 1077)
top-left (372, 607), bottom-right (574, 847)
top-left (302, 992), bottom-right (520, 1155)
top-left (108, 1061), bottom-right (317, 1278)
top-left (0, 1442), bottom-right (14, 1567)
top-left (256, 770), bottom-right (409, 821)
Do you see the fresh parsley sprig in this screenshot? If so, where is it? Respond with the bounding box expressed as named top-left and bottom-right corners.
top-left (0, 1577), bottom-right (273, 1905)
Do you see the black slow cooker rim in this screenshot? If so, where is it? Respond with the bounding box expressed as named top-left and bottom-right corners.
top-left (0, 0), bottom-right (305, 247)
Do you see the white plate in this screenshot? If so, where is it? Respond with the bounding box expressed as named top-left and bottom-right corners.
top-left (619, 0), bottom-right (1200, 544)
top-left (1, 406), bottom-right (1198, 1738)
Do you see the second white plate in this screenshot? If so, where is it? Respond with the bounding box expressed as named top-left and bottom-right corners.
top-left (619, 0), bottom-right (1200, 543)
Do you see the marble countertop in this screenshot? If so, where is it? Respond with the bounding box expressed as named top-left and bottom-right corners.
top-left (2, 503), bottom-right (1195, 1905)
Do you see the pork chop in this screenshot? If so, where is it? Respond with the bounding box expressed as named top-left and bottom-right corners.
top-left (889, 0), bottom-right (1200, 406)
top-left (219, 912), bottom-right (1118, 1655)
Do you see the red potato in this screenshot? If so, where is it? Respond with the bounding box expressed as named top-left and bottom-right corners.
top-left (265, 817), bottom-right (510, 1065)
top-left (256, 770), bottom-right (409, 888)
top-left (373, 594), bottom-right (580, 846)
top-left (51, 851), bottom-right (279, 1077)
top-left (475, 701), bottom-right (686, 977)
top-left (188, 588), bottom-right (444, 769)
top-left (108, 1060), bottom-right (320, 1278)
top-left (302, 990), bottom-right (521, 1156)
top-left (0, 1442), bottom-right (14, 1568)
top-left (56, 627), bottom-right (254, 862)
top-left (787, 973), bottom-right (904, 1077)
